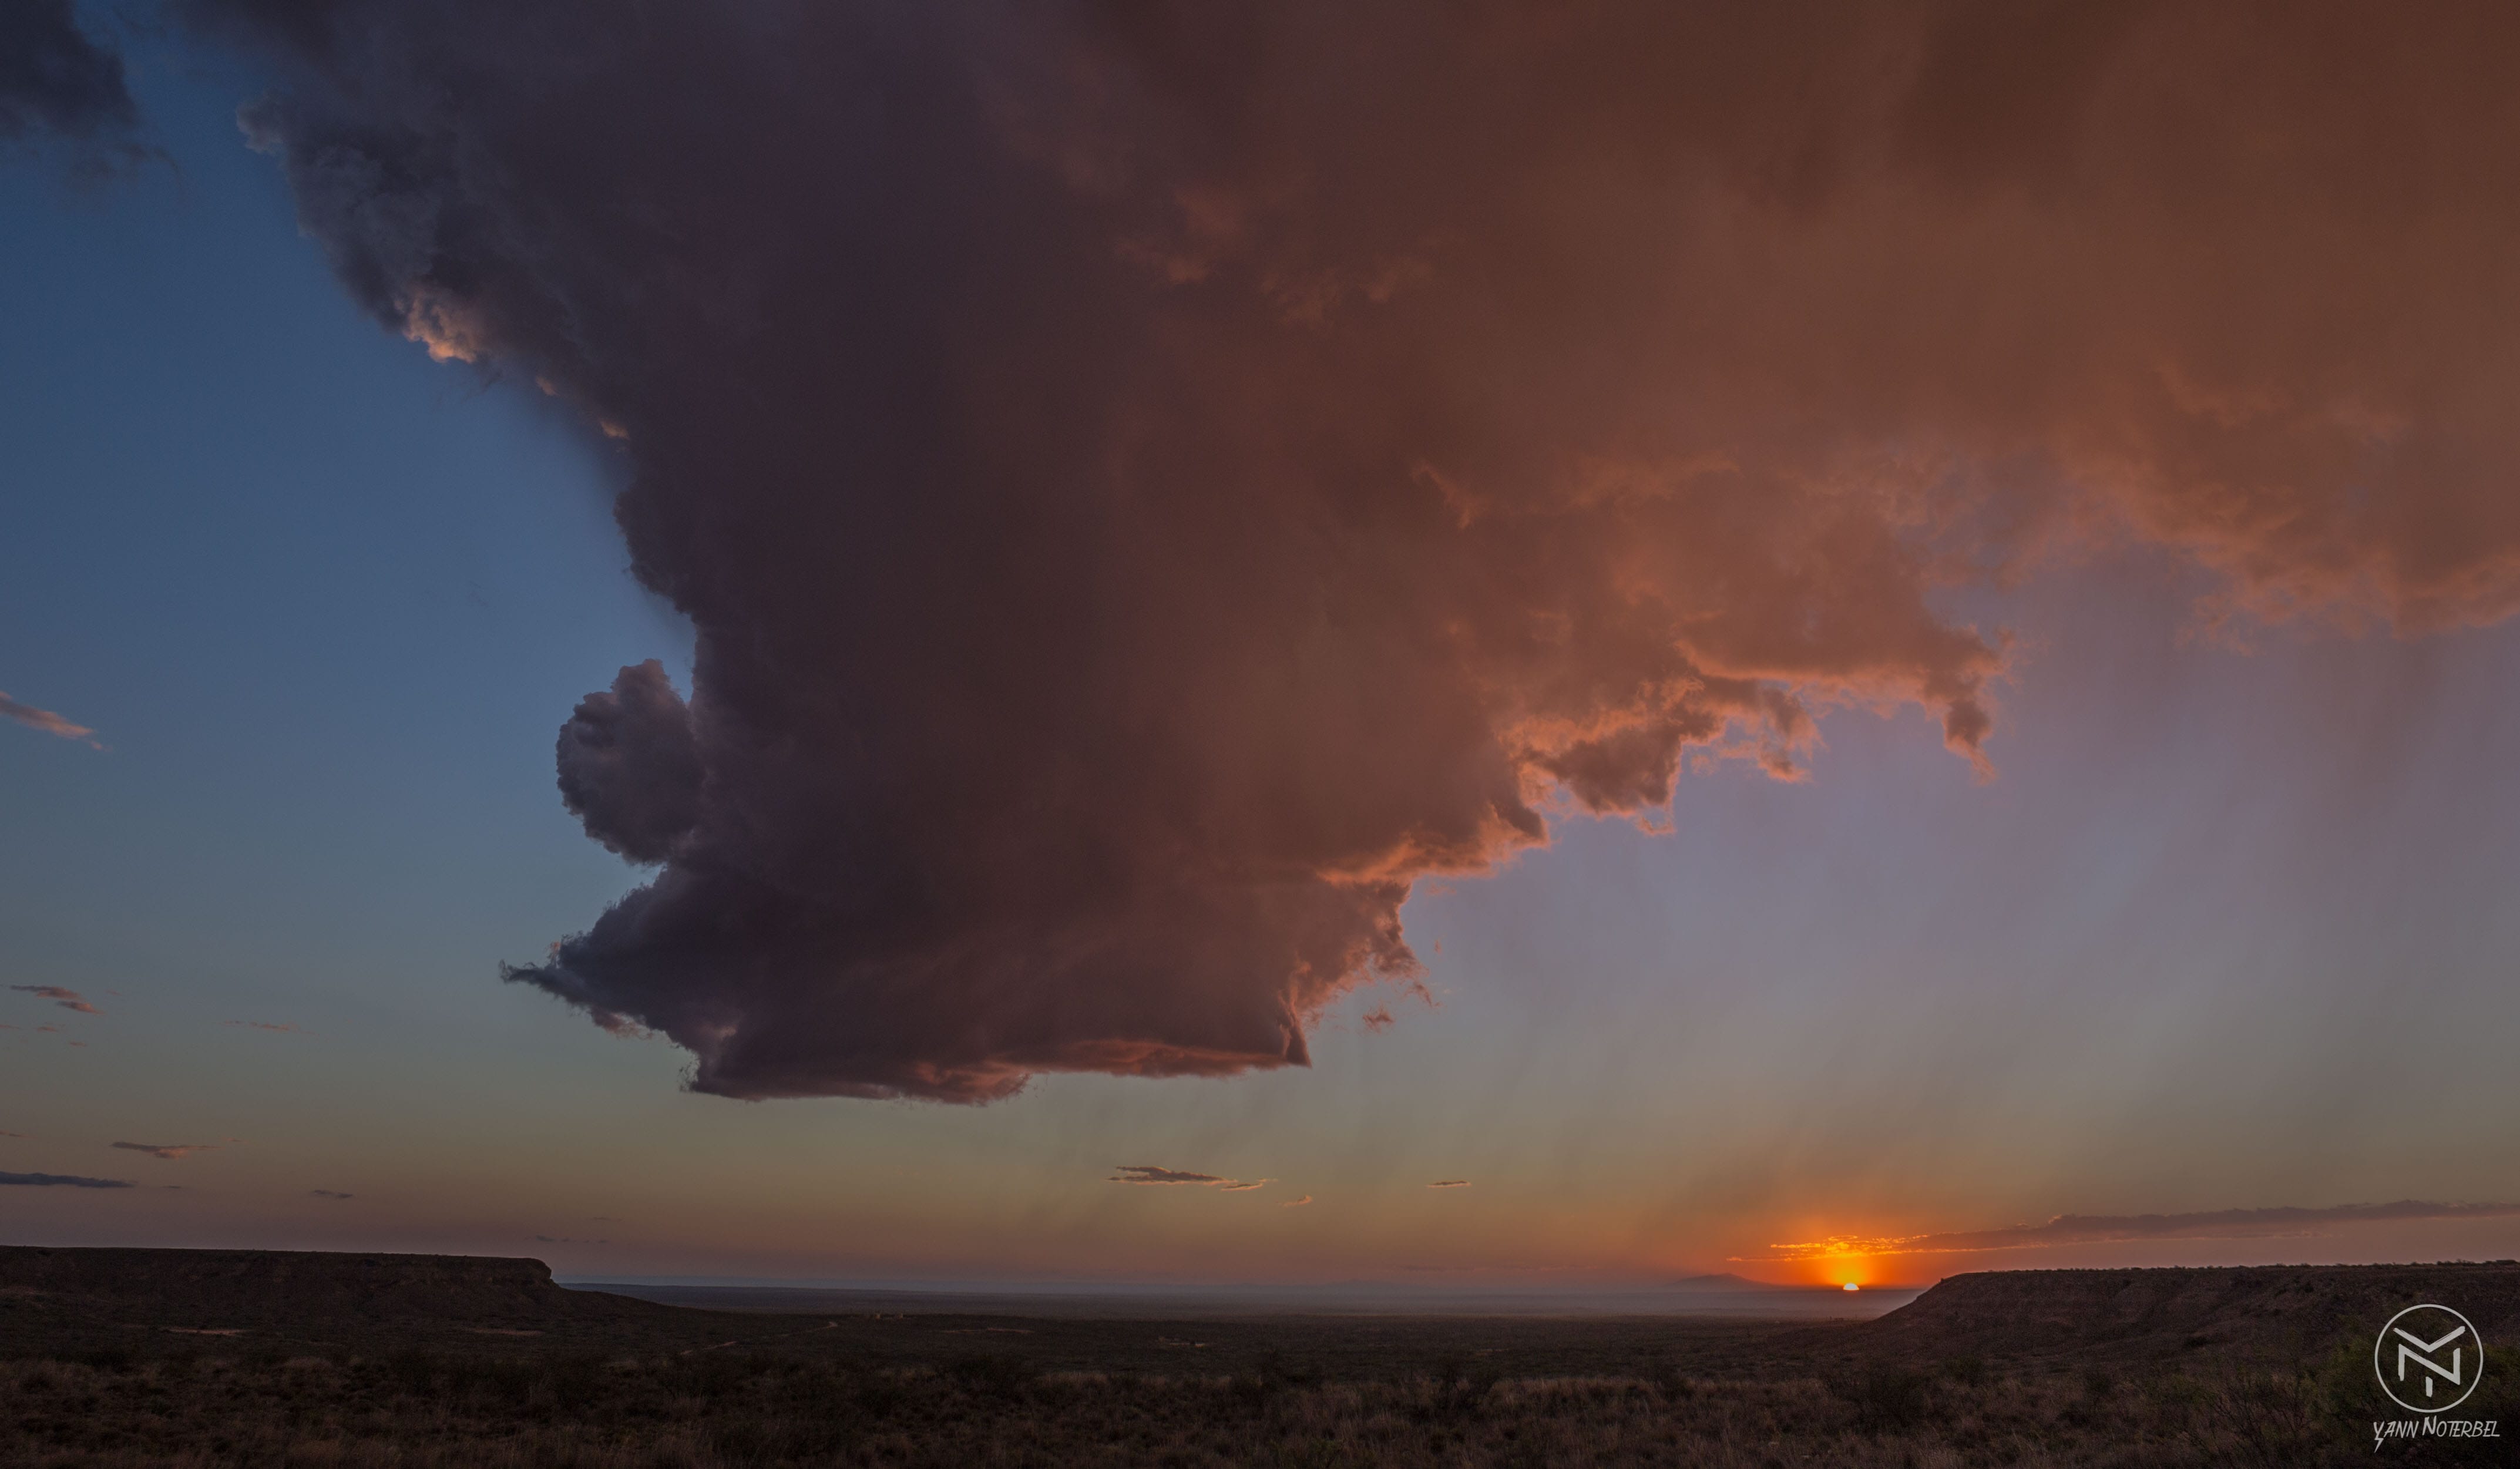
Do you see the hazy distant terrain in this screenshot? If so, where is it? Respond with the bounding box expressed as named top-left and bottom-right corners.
top-left (576, 1276), bottom-right (1918, 1321)
top-left (3, 1248), bottom-right (2514, 1465)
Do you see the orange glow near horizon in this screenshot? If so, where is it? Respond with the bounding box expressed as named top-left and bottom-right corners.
top-left (1789, 1252), bottom-right (1883, 1289)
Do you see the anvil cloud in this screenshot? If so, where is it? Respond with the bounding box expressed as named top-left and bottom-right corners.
top-left (186, 0), bottom-right (2520, 1101)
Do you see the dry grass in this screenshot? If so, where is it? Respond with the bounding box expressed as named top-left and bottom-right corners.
top-left (5, 1339), bottom-right (2512, 1467)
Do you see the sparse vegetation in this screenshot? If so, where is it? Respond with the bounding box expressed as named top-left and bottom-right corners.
top-left (2, 1339), bottom-right (2513, 1467)
top-left (6, 1252), bottom-right (2516, 1465)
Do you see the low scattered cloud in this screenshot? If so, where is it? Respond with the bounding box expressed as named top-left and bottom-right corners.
top-left (111, 1141), bottom-right (218, 1160)
top-left (0, 1171), bottom-right (132, 1188)
top-left (1107, 1164), bottom-right (1269, 1191)
top-left (1427, 1179), bottom-right (1470, 1189)
top-left (311, 1189), bottom-right (353, 1200)
top-left (1282, 1195), bottom-right (1313, 1208)
top-left (1108, 1165), bottom-right (1224, 1186)
top-left (10, 985), bottom-right (96, 1014)
top-left (1739, 1201), bottom-right (2520, 1262)
top-left (0, 694), bottom-right (102, 748)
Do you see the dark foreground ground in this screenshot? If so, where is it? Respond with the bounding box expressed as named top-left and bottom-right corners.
top-left (4, 1248), bottom-right (2516, 1465)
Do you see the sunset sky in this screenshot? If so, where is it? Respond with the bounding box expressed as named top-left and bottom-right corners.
top-left (5, 1), bottom-right (2518, 1290)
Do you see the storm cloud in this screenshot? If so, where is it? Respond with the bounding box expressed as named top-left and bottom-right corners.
top-left (191, 1), bottom-right (2520, 1101)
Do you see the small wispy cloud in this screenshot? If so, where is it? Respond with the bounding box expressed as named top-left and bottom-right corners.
top-left (1107, 1164), bottom-right (1269, 1191)
top-left (1, 1171), bottom-right (132, 1189)
top-left (1108, 1165), bottom-right (1224, 1185)
top-left (10, 986), bottom-right (97, 1014)
top-left (1736, 1200), bottom-right (2520, 1262)
top-left (1282, 1195), bottom-right (1313, 1208)
top-left (311, 1189), bottom-right (354, 1200)
top-left (112, 1141), bottom-right (219, 1160)
top-left (0, 693), bottom-right (102, 748)
top-left (1428, 1179), bottom-right (1470, 1189)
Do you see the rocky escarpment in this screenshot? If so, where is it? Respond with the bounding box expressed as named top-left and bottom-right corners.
top-left (0, 1246), bottom-right (679, 1354)
top-left (1861, 1262), bottom-right (2520, 1366)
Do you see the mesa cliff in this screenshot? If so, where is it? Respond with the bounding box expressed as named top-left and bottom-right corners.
top-left (1864, 1262), bottom-right (2520, 1365)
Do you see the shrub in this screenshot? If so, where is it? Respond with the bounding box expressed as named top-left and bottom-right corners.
top-left (1834, 1364), bottom-right (1933, 1432)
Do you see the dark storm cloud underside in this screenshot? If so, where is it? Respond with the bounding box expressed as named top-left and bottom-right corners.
top-left (186, 0), bottom-right (2520, 1102)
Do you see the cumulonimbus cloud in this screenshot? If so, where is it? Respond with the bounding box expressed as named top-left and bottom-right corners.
top-left (1738, 1201), bottom-right (2520, 1261)
top-left (180, 1), bottom-right (2520, 1101)
top-left (0, 1171), bottom-right (132, 1188)
top-left (111, 1141), bottom-right (217, 1160)
top-left (10, 985), bottom-right (96, 1014)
